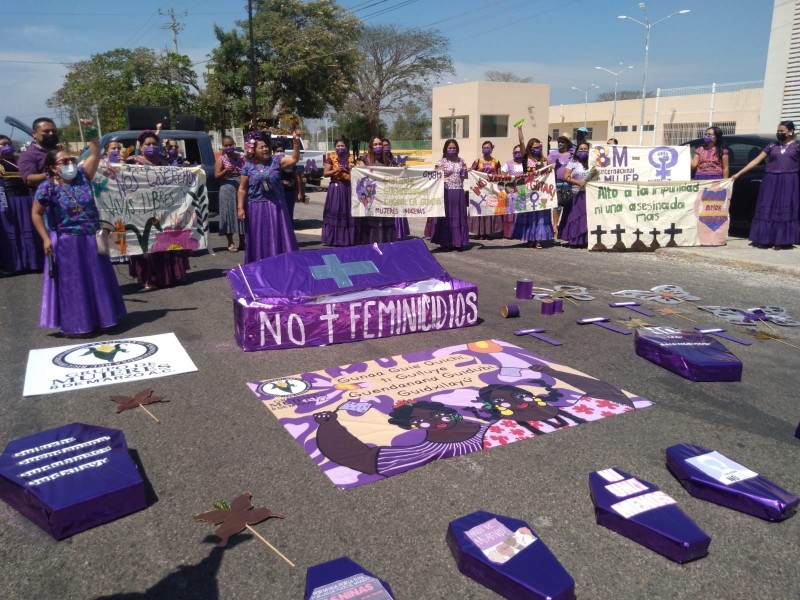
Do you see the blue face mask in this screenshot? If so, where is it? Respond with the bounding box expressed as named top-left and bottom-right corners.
top-left (60, 163), bottom-right (78, 181)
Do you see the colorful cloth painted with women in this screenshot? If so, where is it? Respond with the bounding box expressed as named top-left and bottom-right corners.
top-left (249, 339), bottom-right (651, 489)
top-left (35, 166), bottom-right (99, 235)
top-left (467, 168), bottom-right (557, 216)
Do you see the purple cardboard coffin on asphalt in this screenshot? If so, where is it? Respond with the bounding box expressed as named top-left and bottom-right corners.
top-left (447, 510), bottom-right (575, 600)
top-left (227, 239), bottom-right (479, 351)
top-left (0, 423), bottom-right (146, 540)
top-left (304, 556), bottom-right (395, 600)
top-left (666, 443), bottom-right (798, 522)
top-left (589, 468), bottom-right (711, 564)
top-left (634, 326), bottom-right (743, 382)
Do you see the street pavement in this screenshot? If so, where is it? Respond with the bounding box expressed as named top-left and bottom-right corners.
top-left (0, 192), bottom-right (798, 600)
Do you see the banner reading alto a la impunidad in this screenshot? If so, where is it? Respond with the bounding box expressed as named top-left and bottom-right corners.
top-left (350, 166), bottom-right (445, 218)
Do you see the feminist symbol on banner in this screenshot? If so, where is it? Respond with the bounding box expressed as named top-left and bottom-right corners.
top-left (310, 254), bottom-right (379, 288)
top-left (648, 147), bottom-right (679, 179)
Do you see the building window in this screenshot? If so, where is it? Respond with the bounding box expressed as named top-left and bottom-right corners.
top-left (632, 125), bottom-right (637, 132)
top-left (552, 129), bottom-right (560, 139)
top-left (480, 115), bottom-right (509, 138)
top-left (440, 116), bottom-right (469, 139)
top-left (642, 124), bottom-right (655, 132)
top-left (662, 121), bottom-right (736, 145)
top-left (614, 125), bottom-right (628, 132)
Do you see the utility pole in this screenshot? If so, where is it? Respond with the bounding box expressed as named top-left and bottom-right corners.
top-left (159, 8), bottom-right (187, 54)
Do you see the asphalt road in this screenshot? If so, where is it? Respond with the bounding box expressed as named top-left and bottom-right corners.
top-left (1, 192), bottom-right (798, 600)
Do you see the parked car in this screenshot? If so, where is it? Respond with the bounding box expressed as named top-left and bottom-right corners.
top-left (683, 133), bottom-right (774, 235)
top-left (267, 133), bottom-right (325, 185)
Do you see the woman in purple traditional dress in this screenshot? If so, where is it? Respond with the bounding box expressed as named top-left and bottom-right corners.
top-left (548, 133), bottom-right (574, 240)
top-left (354, 137), bottom-right (396, 244)
top-left (732, 121), bottom-right (799, 249)
top-left (382, 138), bottom-right (410, 240)
top-left (560, 141), bottom-right (591, 248)
top-left (237, 134), bottom-right (299, 263)
top-left (30, 124), bottom-right (126, 336)
top-left (508, 134), bottom-right (555, 248)
top-left (215, 135), bottom-right (246, 252)
top-left (430, 139), bottom-right (470, 251)
top-left (468, 140), bottom-right (504, 240)
top-left (125, 129), bottom-right (190, 290)
top-left (692, 126), bottom-right (729, 180)
top-left (321, 138), bottom-right (356, 246)
top-left (0, 135), bottom-right (43, 273)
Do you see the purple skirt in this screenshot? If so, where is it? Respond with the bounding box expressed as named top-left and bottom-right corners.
top-left (0, 194), bottom-right (44, 272)
top-left (468, 214), bottom-right (504, 236)
top-left (245, 198), bottom-right (298, 263)
top-left (322, 181), bottom-right (356, 246)
top-left (748, 172), bottom-right (799, 246)
top-left (511, 210), bottom-right (554, 243)
top-left (40, 232), bottom-right (126, 334)
top-left (355, 216), bottom-right (396, 245)
top-left (395, 217), bottom-right (410, 240)
top-left (561, 190), bottom-right (588, 247)
top-left (431, 188), bottom-right (470, 249)
top-left (129, 251), bottom-right (190, 287)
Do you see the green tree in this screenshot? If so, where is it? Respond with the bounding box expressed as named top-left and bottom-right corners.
top-left (484, 70), bottom-right (533, 83)
top-left (332, 110), bottom-right (386, 143)
top-left (349, 24), bottom-right (454, 138)
top-left (596, 90), bottom-right (655, 101)
top-left (205, 0), bottom-right (361, 128)
top-left (47, 48), bottom-right (199, 132)
top-left (390, 102), bottom-right (430, 140)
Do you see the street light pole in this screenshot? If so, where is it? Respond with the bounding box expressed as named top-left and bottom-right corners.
top-left (571, 85), bottom-right (598, 128)
top-left (595, 64), bottom-right (633, 138)
top-left (619, 4), bottom-right (690, 145)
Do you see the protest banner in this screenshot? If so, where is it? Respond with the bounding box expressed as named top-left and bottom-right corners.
top-left (589, 144), bottom-right (691, 182)
top-left (466, 168), bottom-right (557, 217)
top-left (91, 163), bottom-right (209, 257)
top-left (586, 179), bottom-right (733, 250)
top-left (350, 166), bottom-right (444, 218)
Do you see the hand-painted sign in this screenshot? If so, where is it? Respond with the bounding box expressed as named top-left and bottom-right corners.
top-left (589, 144), bottom-right (691, 182)
top-left (350, 166), bottom-right (444, 218)
top-left (466, 169), bottom-right (557, 217)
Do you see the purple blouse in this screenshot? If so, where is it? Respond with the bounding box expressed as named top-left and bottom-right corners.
top-left (548, 149), bottom-right (573, 181)
top-left (17, 143), bottom-right (49, 189)
top-left (221, 151), bottom-right (245, 176)
top-left (35, 166), bottom-right (99, 235)
top-left (435, 157), bottom-right (467, 189)
top-left (242, 158), bottom-right (282, 203)
top-left (762, 142), bottom-right (799, 174)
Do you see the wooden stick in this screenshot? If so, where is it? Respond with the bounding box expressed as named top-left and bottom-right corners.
top-left (139, 404), bottom-right (160, 423)
top-left (239, 264), bottom-right (256, 302)
top-left (773, 338), bottom-right (800, 351)
top-left (245, 524), bottom-right (295, 567)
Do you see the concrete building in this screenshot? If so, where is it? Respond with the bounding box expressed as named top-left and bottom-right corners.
top-left (760, 0), bottom-right (800, 128)
top-left (432, 81), bottom-right (550, 163)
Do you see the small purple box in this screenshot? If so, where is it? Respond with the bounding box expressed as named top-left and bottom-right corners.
top-left (0, 423), bottom-right (146, 540)
top-left (666, 443), bottom-right (798, 522)
top-left (634, 327), bottom-right (743, 381)
top-left (447, 510), bottom-right (575, 600)
top-left (305, 556), bottom-right (395, 600)
top-left (590, 468), bottom-right (711, 563)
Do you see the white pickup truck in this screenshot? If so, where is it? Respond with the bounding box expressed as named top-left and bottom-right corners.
top-left (268, 134), bottom-right (325, 185)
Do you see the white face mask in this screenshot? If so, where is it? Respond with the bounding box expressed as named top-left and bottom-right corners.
top-left (60, 163), bottom-right (78, 181)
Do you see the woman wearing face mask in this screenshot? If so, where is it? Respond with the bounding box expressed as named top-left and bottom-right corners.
top-left (215, 135), bottom-right (246, 252)
top-left (560, 142), bottom-right (592, 248)
top-left (468, 140), bottom-right (503, 240)
top-left (508, 133), bottom-right (555, 248)
top-left (30, 123), bottom-right (126, 336)
top-left (353, 137), bottom-right (396, 244)
top-left (430, 139), bottom-right (470, 251)
top-left (273, 144), bottom-right (302, 222)
top-left (0, 135), bottom-right (44, 273)
top-left (163, 138), bottom-right (190, 167)
top-left (382, 137), bottom-right (410, 240)
top-left (732, 121), bottom-right (799, 249)
top-left (127, 129), bottom-right (189, 289)
top-left (322, 137), bottom-right (356, 246)
top-left (692, 127), bottom-right (729, 180)
top-left (237, 134), bottom-right (300, 262)
top-left (548, 134), bottom-right (574, 240)
top-left (103, 140), bottom-right (124, 165)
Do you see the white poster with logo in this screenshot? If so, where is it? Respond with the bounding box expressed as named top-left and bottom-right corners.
top-left (589, 145), bottom-right (691, 182)
top-left (23, 333), bottom-right (197, 396)
top-left (350, 166), bottom-right (445, 218)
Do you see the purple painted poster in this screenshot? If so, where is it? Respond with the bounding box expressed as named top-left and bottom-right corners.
top-left (248, 340), bottom-right (652, 490)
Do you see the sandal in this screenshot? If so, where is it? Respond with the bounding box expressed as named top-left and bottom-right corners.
top-left (535, 242), bottom-right (543, 249)
top-left (228, 243), bottom-right (238, 252)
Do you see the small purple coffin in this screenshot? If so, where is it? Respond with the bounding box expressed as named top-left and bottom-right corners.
top-left (447, 510), bottom-right (575, 600)
top-left (0, 423), bottom-right (146, 540)
top-left (589, 468), bottom-right (711, 563)
top-left (304, 556), bottom-right (395, 600)
top-left (227, 240), bottom-right (478, 351)
top-left (634, 327), bottom-right (742, 381)
top-left (666, 443), bottom-right (798, 522)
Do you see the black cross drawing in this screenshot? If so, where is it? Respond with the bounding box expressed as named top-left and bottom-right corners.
top-left (630, 227), bottom-right (649, 252)
top-left (610, 224), bottom-right (627, 251)
top-left (649, 227), bottom-right (661, 250)
top-left (664, 222), bottom-right (683, 247)
top-left (633, 228), bottom-right (643, 242)
top-left (590, 224), bottom-right (607, 251)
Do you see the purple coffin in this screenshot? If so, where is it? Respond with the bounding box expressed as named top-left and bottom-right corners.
top-left (227, 239), bottom-right (478, 351)
top-left (304, 556), bottom-right (395, 600)
top-left (666, 443), bottom-right (798, 522)
top-left (589, 468), bottom-right (711, 563)
top-left (0, 423), bottom-right (146, 540)
top-left (447, 510), bottom-right (575, 600)
top-left (634, 326), bottom-right (742, 382)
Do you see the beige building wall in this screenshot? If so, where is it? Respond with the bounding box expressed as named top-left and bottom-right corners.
top-left (432, 81), bottom-right (550, 164)
top-left (761, 0), bottom-right (799, 128)
top-left (549, 88), bottom-right (764, 146)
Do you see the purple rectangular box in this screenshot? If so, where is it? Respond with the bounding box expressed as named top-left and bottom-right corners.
top-left (634, 327), bottom-right (743, 382)
top-left (227, 240), bottom-right (479, 351)
top-left (666, 443), bottom-right (798, 522)
top-left (305, 556), bottom-right (395, 600)
top-left (447, 510), bottom-right (575, 600)
top-left (0, 423), bottom-right (146, 540)
top-left (589, 468), bottom-right (711, 563)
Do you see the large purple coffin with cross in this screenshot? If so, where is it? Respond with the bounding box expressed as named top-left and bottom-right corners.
top-left (0, 423), bottom-right (146, 540)
top-left (227, 240), bottom-right (479, 351)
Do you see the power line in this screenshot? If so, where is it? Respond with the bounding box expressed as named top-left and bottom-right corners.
top-left (159, 8), bottom-right (187, 54)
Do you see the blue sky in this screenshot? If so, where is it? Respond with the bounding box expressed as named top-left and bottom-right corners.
top-left (2, 0), bottom-right (773, 138)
